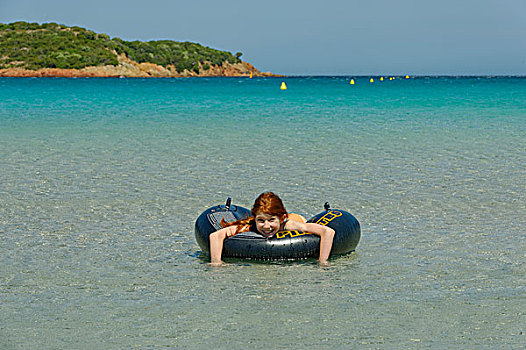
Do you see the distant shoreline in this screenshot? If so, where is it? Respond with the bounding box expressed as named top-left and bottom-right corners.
top-left (0, 56), bottom-right (282, 78)
top-left (0, 74), bottom-right (523, 79)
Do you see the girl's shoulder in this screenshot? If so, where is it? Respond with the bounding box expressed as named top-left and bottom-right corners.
top-left (239, 223), bottom-right (252, 232)
top-left (287, 213), bottom-right (306, 223)
top-left (283, 213), bottom-right (307, 230)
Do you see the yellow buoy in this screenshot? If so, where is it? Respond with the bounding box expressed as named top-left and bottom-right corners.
top-left (280, 82), bottom-right (287, 90)
top-left (350, 79), bottom-right (355, 85)
top-left (370, 78), bottom-right (374, 83)
top-left (249, 72), bottom-right (253, 78)
top-left (380, 77), bottom-right (384, 81)
top-left (405, 75), bottom-right (410, 79)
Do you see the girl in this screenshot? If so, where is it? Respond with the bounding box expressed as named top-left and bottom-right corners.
top-left (209, 192), bottom-right (335, 266)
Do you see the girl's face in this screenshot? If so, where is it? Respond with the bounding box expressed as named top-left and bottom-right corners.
top-left (254, 212), bottom-right (284, 236)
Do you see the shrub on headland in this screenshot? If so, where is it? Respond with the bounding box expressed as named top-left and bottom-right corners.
top-left (0, 21), bottom-right (242, 73)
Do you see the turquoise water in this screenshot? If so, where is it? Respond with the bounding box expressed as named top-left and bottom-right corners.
top-left (1, 77), bottom-right (524, 349)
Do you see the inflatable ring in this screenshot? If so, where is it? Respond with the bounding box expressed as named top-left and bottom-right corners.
top-left (195, 198), bottom-right (361, 260)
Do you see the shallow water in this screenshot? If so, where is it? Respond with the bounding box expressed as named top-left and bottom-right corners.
top-left (1, 77), bottom-right (525, 349)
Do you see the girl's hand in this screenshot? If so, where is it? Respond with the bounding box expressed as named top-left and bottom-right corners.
top-left (318, 259), bottom-right (330, 267)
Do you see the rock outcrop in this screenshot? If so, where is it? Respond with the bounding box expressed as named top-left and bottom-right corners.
top-left (0, 53), bottom-right (279, 78)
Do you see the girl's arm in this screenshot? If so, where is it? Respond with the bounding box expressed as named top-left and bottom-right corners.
top-left (208, 225), bottom-right (238, 266)
top-left (285, 221), bottom-right (335, 264)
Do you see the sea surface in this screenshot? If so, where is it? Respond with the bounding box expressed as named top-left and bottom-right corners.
top-left (1, 76), bottom-right (524, 349)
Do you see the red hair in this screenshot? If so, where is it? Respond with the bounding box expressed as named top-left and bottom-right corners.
top-left (221, 192), bottom-right (288, 234)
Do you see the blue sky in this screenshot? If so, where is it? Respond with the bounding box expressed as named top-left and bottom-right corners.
top-left (1, 0), bottom-right (525, 75)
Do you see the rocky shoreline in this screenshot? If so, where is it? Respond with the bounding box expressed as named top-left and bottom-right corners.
top-left (0, 53), bottom-right (280, 78)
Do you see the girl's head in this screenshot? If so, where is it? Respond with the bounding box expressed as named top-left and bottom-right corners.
top-left (251, 192), bottom-right (287, 236)
top-left (250, 192), bottom-right (287, 217)
top-left (221, 192), bottom-right (288, 236)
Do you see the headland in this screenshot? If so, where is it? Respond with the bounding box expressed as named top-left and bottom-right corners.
top-left (0, 21), bottom-right (280, 78)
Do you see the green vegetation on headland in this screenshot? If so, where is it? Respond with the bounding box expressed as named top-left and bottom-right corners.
top-left (0, 21), bottom-right (242, 73)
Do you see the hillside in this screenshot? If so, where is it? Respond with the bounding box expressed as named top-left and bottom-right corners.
top-left (0, 21), bottom-right (276, 77)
